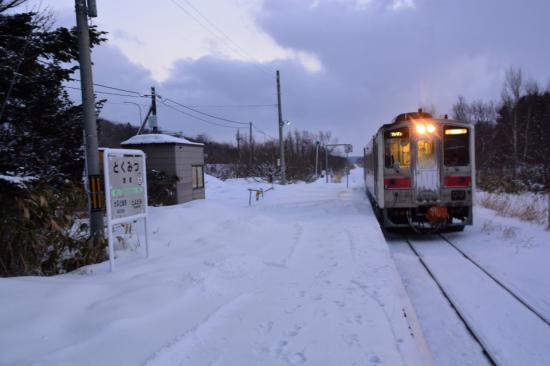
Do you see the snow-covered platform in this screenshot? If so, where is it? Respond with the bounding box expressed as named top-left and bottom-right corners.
top-left (0, 169), bottom-right (433, 366)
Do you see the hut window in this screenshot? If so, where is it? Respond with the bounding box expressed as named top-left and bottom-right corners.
top-left (192, 165), bottom-right (204, 189)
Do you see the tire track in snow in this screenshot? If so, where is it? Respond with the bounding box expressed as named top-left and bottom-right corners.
top-left (143, 293), bottom-right (251, 366)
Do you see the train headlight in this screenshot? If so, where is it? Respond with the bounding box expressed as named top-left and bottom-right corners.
top-left (416, 124), bottom-right (426, 134)
top-left (427, 124), bottom-right (436, 133)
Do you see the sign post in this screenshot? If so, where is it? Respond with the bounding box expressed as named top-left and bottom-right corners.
top-left (325, 143), bottom-right (353, 185)
top-left (315, 140), bottom-right (320, 178)
top-left (103, 148), bottom-right (149, 271)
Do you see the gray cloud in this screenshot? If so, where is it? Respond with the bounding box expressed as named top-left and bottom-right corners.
top-left (64, 0), bottom-right (550, 150)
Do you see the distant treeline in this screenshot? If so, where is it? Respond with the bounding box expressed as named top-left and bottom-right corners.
top-left (451, 67), bottom-right (550, 192)
top-left (97, 119), bottom-right (349, 182)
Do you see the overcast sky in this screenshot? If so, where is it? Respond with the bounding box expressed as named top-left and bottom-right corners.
top-left (24, 0), bottom-right (550, 150)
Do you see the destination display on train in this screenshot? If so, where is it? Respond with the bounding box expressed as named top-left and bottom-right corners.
top-left (107, 155), bottom-right (146, 220)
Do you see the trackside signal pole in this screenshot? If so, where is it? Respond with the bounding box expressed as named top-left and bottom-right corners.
top-left (315, 140), bottom-right (320, 178)
top-left (276, 70), bottom-right (286, 185)
top-left (75, 0), bottom-right (104, 242)
top-left (249, 121), bottom-right (253, 167)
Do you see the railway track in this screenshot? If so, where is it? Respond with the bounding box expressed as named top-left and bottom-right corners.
top-left (405, 234), bottom-right (550, 366)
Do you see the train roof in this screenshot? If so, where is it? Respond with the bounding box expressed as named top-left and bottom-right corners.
top-left (392, 111), bottom-right (433, 123)
top-left (377, 111), bottom-right (470, 134)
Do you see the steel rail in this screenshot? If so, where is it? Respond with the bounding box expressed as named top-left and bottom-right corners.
top-left (405, 237), bottom-right (498, 366)
top-left (438, 233), bottom-right (550, 326)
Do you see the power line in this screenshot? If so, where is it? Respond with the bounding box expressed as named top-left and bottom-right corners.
top-left (70, 79), bottom-right (143, 95)
top-left (169, 0), bottom-right (274, 80)
top-left (180, 0), bottom-right (274, 77)
top-left (162, 97), bottom-right (249, 125)
top-left (67, 79), bottom-right (278, 137)
top-left (252, 124), bottom-right (277, 140)
top-left (64, 85), bottom-right (145, 98)
top-left (158, 99), bottom-right (239, 129)
top-left (186, 104), bottom-right (277, 109)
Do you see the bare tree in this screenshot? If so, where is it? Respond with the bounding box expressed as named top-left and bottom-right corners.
top-left (452, 96), bottom-right (470, 122)
top-left (0, 0), bottom-right (27, 13)
top-left (501, 67), bottom-right (523, 177)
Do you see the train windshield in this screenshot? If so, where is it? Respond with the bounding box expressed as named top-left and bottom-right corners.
top-left (384, 128), bottom-right (410, 169)
top-left (444, 127), bottom-right (470, 166)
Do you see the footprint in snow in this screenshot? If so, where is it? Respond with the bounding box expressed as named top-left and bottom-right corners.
top-left (287, 324), bottom-right (302, 337)
top-left (369, 355), bottom-right (381, 364)
top-left (288, 351), bottom-right (307, 364)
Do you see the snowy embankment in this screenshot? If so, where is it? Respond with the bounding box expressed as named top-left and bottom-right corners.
top-left (0, 168), bottom-right (432, 366)
top-left (476, 190), bottom-right (549, 228)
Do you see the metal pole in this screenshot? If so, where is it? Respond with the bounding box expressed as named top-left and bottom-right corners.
top-left (325, 147), bottom-right (329, 183)
top-left (346, 152), bottom-right (349, 188)
top-left (315, 143), bottom-right (319, 178)
top-left (249, 121), bottom-right (253, 167)
top-left (236, 129), bottom-right (240, 178)
top-left (151, 86), bottom-right (158, 133)
top-left (75, 0), bottom-right (104, 242)
top-left (276, 70), bottom-right (286, 185)
top-left (124, 101), bottom-right (142, 126)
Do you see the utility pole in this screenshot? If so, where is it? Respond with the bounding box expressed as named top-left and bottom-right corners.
top-left (136, 86), bottom-right (159, 134)
top-left (75, 0), bottom-right (103, 242)
top-left (276, 70), bottom-right (286, 185)
top-left (150, 86), bottom-right (158, 133)
top-left (315, 140), bottom-right (319, 178)
top-left (233, 129), bottom-right (240, 179)
top-left (249, 122), bottom-right (253, 167)
top-left (325, 147), bottom-right (329, 183)
top-left (346, 152), bottom-right (349, 188)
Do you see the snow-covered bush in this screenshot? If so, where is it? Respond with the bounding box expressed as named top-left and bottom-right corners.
top-left (477, 191), bottom-right (549, 228)
top-left (0, 180), bottom-right (105, 276)
top-left (147, 170), bottom-right (179, 206)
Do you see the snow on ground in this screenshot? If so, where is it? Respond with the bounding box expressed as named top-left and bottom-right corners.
top-left (0, 168), bottom-right (432, 366)
top-left (389, 235), bottom-right (490, 366)
top-left (390, 198), bottom-right (550, 366)
top-left (447, 206), bottom-right (550, 322)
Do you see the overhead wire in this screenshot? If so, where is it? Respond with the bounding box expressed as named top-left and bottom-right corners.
top-left (168, 0), bottom-right (274, 81)
top-left (64, 85), bottom-right (145, 98)
top-left (158, 99), bottom-right (239, 129)
top-left (162, 97), bottom-right (278, 138)
top-left (69, 79), bottom-right (143, 96)
top-left (179, 0), bottom-right (274, 77)
top-left (161, 97), bottom-right (249, 126)
top-left (65, 80), bottom-right (278, 137)
top-left (185, 104), bottom-right (277, 109)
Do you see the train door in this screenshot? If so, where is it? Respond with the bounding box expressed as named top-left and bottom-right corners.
top-left (415, 137), bottom-right (440, 201)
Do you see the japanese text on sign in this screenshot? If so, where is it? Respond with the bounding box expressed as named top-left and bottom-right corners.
top-left (108, 155), bottom-right (146, 220)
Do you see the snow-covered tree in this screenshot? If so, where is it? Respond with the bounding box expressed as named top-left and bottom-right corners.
top-left (0, 2), bottom-right (105, 184)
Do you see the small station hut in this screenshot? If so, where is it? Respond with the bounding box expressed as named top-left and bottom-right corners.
top-left (121, 134), bottom-right (205, 204)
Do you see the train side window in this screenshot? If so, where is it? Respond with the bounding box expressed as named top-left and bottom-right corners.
top-left (444, 127), bottom-right (469, 166)
top-left (384, 128), bottom-right (410, 169)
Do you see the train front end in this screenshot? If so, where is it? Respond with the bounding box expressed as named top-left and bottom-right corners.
top-left (369, 111), bottom-right (474, 232)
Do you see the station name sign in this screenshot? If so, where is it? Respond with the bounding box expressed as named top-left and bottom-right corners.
top-left (107, 155), bottom-right (146, 220)
top-left (102, 148), bottom-right (150, 271)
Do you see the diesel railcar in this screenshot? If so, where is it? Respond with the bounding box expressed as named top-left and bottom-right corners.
top-left (364, 110), bottom-right (475, 232)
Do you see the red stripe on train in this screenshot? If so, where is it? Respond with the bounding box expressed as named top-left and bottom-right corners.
top-left (444, 176), bottom-right (471, 187)
top-left (384, 177), bottom-right (411, 189)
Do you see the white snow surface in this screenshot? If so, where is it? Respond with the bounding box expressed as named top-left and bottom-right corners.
top-left (390, 204), bottom-right (550, 366)
top-left (0, 168), bottom-right (432, 366)
top-left (121, 133), bottom-right (204, 146)
top-left (0, 174), bottom-right (36, 186)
